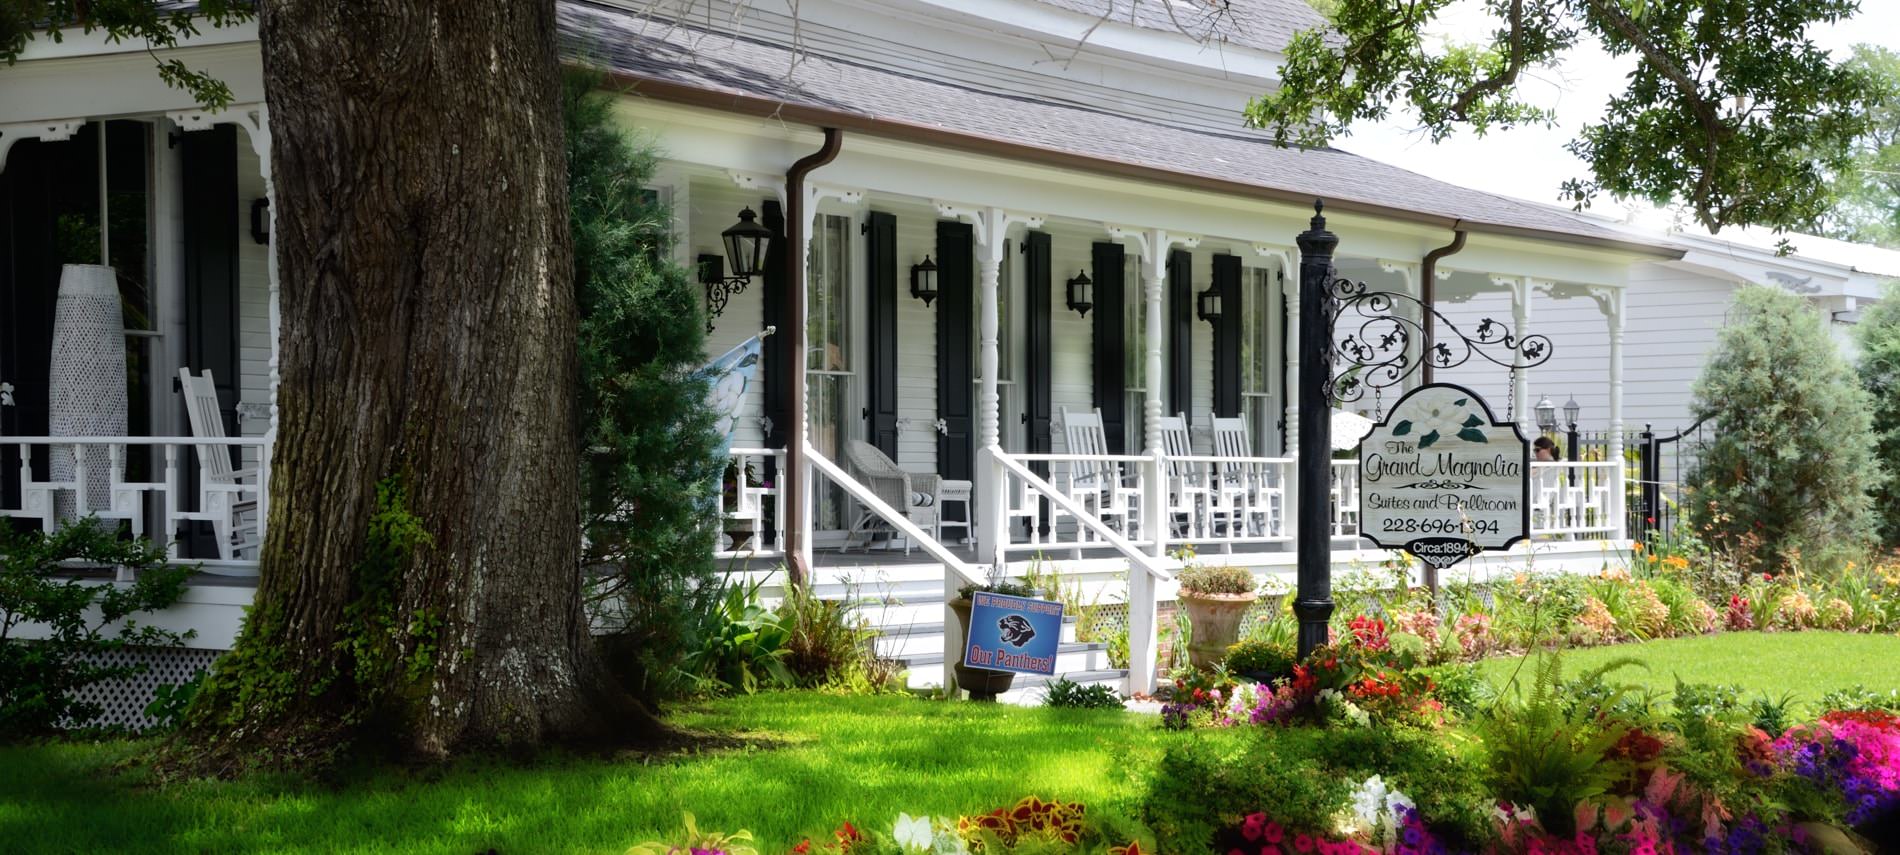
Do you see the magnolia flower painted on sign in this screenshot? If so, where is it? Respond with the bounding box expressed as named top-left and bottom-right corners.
top-left (1388, 395), bottom-right (1488, 448)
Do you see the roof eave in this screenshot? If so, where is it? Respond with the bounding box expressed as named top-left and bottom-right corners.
top-left (592, 68), bottom-right (1684, 261)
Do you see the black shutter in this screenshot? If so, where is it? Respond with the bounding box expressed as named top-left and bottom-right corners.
top-left (1023, 232), bottom-right (1053, 466)
top-left (179, 125), bottom-right (240, 556)
top-left (1211, 254), bottom-right (1243, 418)
top-left (1168, 249), bottom-right (1193, 425)
top-left (760, 200), bottom-right (790, 449)
top-left (937, 220), bottom-right (975, 481)
top-left (864, 211), bottom-right (899, 457)
top-left (1091, 241), bottom-right (1126, 454)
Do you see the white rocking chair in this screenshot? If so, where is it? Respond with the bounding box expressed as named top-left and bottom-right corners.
top-left (178, 368), bottom-right (261, 561)
top-left (1157, 414), bottom-right (1207, 539)
top-left (1212, 415), bottom-right (1282, 540)
top-left (1058, 407), bottom-right (1140, 538)
top-left (841, 439), bottom-right (942, 554)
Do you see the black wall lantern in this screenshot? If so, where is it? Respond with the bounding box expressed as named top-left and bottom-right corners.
top-left (910, 255), bottom-right (939, 306)
top-left (249, 198), bottom-right (270, 245)
top-left (1066, 270), bottom-right (1094, 318)
top-left (698, 207), bottom-right (775, 333)
top-left (1196, 283), bottom-right (1223, 324)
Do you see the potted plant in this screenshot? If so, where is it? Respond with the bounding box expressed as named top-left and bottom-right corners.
top-left (950, 579), bottom-right (1035, 700)
top-left (1176, 565), bottom-right (1258, 670)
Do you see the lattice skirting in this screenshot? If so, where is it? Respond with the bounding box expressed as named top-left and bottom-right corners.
top-left (68, 646), bottom-right (223, 731)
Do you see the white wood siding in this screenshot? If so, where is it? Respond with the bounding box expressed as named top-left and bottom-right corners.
top-left (234, 129), bottom-right (271, 448)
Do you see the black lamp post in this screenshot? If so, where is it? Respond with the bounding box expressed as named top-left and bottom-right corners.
top-left (1196, 284), bottom-right (1223, 324)
top-left (910, 255), bottom-right (939, 306)
top-left (1295, 201), bottom-right (1338, 661)
top-left (698, 207), bottom-right (775, 333)
top-left (1563, 395), bottom-right (1581, 485)
top-left (1066, 270), bottom-right (1094, 318)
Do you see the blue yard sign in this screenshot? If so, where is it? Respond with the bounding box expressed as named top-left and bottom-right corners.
top-left (963, 592), bottom-right (1064, 676)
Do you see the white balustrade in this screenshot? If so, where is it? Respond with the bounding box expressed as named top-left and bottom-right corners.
top-left (1157, 454), bottom-right (1295, 546)
top-left (1330, 460), bottom-right (1362, 541)
top-left (713, 447), bottom-right (786, 560)
top-left (996, 452), bottom-right (1155, 555)
top-left (0, 435), bottom-right (269, 575)
top-left (1529, 461), bottom-right (1619, 537)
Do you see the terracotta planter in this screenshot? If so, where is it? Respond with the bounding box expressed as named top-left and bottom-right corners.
top-left (949, 597), bottom-right (1016, 700)
top-left (1180, 591), bottom-right (1257, 671)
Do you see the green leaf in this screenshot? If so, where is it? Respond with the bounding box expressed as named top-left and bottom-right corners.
top-left (1458, 428), bottom-right (1489, 444)
top-left (1453, 398), bottom-right (1469, 407)
top-left (1419, 430), bottom-right (1441, 449)
top-left (1463, 413), bottom-right (1484, 428)
top-left (1393, 419), bottom-right (1413, 436)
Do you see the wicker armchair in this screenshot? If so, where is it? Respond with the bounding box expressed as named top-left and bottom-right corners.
top-left (842, 439), bottom-right (942, 553)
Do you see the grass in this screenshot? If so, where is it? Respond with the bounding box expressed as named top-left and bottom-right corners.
top-left (1474, 630), bottom-right (1900, 712)
top-left (0, 692), bottom-right (1223, 855)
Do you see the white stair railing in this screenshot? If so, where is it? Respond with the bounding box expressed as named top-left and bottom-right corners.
top-left (987, 446), bottom-right (1174, 694)
top-left (803, 442), bottom-right (987, 695)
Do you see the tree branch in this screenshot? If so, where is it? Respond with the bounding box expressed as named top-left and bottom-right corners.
top-left (1448, 0), bottom-right (1526, 119)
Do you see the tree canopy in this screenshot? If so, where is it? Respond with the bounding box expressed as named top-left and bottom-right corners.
top-left (1250, 0), bottom-right (1887, 234)
top-left (1811, 44), bottom-right (1900, 248)
top-left (0, 0), bottom-right (254, 109)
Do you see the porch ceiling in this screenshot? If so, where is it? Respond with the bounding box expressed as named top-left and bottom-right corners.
top-left (556, 2), bottom-right (1678, 259)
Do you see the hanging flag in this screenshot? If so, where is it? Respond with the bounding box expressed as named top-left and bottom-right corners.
top-left (701, 330), bottom-right (769, 457)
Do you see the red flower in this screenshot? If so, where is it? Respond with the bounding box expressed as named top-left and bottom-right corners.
top-left (793, 840), bottom-right (812, 854)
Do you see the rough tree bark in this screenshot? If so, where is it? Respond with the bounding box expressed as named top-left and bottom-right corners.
top-left (177, 0), bottom-right (660, 768)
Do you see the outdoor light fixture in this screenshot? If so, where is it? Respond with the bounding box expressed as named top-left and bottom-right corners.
top-left (1065, 270), bottom-right (1094, 318)
top-left (1534, 395), bottom-right (1557, 433)
top-left (910, 255), bottom-right (939, 306)
top-left (1563, 395), bottom-right (1581, 430)
top-left (1196, 284), bottom-right (1223, 324)
top-left (249, 198), bottom-right (270, 245)
top-left (698, 207), bottom-right (775, 333)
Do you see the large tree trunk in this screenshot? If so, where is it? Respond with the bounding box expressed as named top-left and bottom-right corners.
top-left (179, 0), bottom-right (655, 766)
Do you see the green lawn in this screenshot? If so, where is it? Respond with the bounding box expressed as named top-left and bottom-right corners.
top-left (1474, 631), bottom-right (1900, 710)
top-left (0, 693), bottom-right (1222, 855)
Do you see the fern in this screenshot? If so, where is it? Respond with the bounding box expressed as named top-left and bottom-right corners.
top-left (1474, 653), bottom-right (1632, 837)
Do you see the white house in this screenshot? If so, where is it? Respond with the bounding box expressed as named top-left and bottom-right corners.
top-left (2, 0), bottom-right (1695, 711)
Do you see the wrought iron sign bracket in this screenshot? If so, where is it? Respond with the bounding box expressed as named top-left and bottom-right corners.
top-left (1325, 278), bottom-right (1554, 408)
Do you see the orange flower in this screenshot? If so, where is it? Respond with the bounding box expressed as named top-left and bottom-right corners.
top-left (1110, 843), bottom-right (1144, 855)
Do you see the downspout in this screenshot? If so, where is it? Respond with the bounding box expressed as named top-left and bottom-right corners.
top-left (1419, 227), bottom-right (1467, 385)
top-left (782, 127), bottom-right (843, 587)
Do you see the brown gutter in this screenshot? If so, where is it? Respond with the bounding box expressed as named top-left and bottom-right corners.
top-left (598, 70), bottom-right (1683, 261)
top-left (781, 127), bottom-right (843, 587)
top-left (1419, 228), bottom-right (1467, 385)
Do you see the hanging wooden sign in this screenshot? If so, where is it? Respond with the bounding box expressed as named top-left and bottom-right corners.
top-left (1357, 383), bottom-right (1530, 570)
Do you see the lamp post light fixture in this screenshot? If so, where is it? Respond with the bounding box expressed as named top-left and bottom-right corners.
top-left (1534, 394), bottom-right (1557, 434)
top-left (1196, 284), bottom-right (1223, 324)
top-left (1563, 395), bottom-right (1581, 431)
top-left (1563, 395), bottom-right (1582, 485)
top-left (1065, 270), bottom-right (1094, 318)
top-left (910, 255), bottom-right (939, 306)
top-left (698, 207), bottom-right (775, 333)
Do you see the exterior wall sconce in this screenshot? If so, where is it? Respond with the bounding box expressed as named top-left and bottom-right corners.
top-left (910, 255), bottom-right (939, 305)
top-left (698, 207), bottom-right (774, 334)
top-left (1065, 270), bottom-right (1093, 318)
top-left (249, 198), bottom-right (270, 245)
top-left (1196, 284), bottom-right (1223, 324)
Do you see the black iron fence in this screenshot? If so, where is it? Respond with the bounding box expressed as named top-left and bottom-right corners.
top-left (1543, 422), bottom-right (1712, 547)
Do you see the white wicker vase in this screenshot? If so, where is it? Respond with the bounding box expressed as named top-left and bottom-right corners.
top-left (49, 264), bottom-right (127, 521)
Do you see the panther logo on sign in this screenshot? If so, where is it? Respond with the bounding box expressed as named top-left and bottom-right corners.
top-left (997, 614), bottom-right (1037, 648)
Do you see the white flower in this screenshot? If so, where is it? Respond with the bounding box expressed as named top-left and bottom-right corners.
top-left (894, 813), bottom-right (933, 852)
top-left (1350, 775), bottom-right (1390, 825)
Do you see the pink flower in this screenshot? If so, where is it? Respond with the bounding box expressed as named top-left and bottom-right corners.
top-left (1264, 821), bottom-right (1284, 844)
top-left (1241, 812), bottom-right (1266, 842)
top-left (1294, 833), bottom-right (1315, 852)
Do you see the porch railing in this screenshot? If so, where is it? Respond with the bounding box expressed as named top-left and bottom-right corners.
top-left (1330, 460), bottom-right (1361, 541)
top-left (1529, 461), bottom-right (1619, 537)
top-left (714, 447), bottom-right (785, 560)
top-left (0, 435), bottom-right (270, 576)
top-left (997, 452), bottom-right (1156, 555)
top-left (1159, 455), bottom-right (1295, 546)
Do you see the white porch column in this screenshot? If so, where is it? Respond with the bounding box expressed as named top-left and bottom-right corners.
top-left (1500, 275), bottom-right (1531, 430)
top-left (1605, 286), bottom-right (1627, 541)
top-left (939, 203), bottom-right (1043, 574)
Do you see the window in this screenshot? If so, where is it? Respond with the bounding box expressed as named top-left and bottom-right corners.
top-left (1123, 254), bottom-right (1146, 451)
top-left (806, 214), bottom-right (853, 529)
top-left (1242, 266), bottom-right (1278, 454)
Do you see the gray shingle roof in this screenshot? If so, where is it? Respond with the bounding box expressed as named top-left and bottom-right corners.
top-left (1025, 0), bottom-right (1327, 55)
top-left (558, 2), bottom-right (1670, 253)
